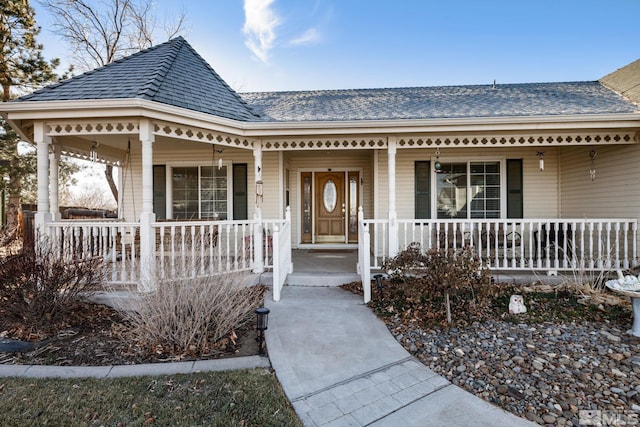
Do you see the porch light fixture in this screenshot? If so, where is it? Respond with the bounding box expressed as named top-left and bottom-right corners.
top-left (212, 145), bottom-right (225, 170)
top-left (589, 149), bottom-right (597, 181)
top-left (256, 180), bottom-right (264, 208)
top-left (537, 151), bottom-right (544, 171)
top-left (90, 140), bottom-right (99, 163)
top-left (255, 307), bottom-right (270, 356)
top-left (434, 148), bottom-right (443, 173)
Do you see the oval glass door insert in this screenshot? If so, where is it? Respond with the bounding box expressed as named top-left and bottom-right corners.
top-left (323, 179), bottom-right (337, 212)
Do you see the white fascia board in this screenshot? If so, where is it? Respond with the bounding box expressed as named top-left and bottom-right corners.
top-left (3, 98), bottom-right (640, 137)
top-left (0, 109), bottom-right (34, 142)
top-left (1, 99), bottom-right (246, 136)
top-left (243, 113), bottom-right (640, 137)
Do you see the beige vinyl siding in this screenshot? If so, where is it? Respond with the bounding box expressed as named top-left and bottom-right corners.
top-left (285, 150), bottom-right (373, 246)
top-left (523, 148), bottom-right (559, 218)
top-left (377, 148), bottom-right (559, 220)
top-left (121, 140), bottom-right (256, 221)
top-left (560, 144), bottom-right (640, 219)
top-left (376, 151), bottom-right (388, 219)
top-left (260, 151), bottom-right (281, 220)
top-left (123, 145), bottom-right (374, 246)
top-left (120, 143), bottom-right (569, 224)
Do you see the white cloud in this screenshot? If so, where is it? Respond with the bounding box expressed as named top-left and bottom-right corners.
top-left (242, 0), bottom-right (280, 63)
top-left (289, 28), bottom-right (321, 46)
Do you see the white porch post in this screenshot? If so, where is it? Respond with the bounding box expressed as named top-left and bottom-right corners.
top-left (253, 142), bottom-right (264, 273)
top-left (139, 119), bottom-right (156, 292)
top-left (49, 144), bottom-right (61, 221)
top-left (34, 122), bottom-right (52, 233)
top-left (388, 137), bottom-right (398, 257)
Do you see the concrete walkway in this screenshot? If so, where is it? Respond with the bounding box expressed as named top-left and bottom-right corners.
top-left (265, 286), bottom-right (535, 427)
top-left (0, 356), bottom-right (270, 379)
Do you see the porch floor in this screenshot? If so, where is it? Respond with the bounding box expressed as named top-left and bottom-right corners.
top-left (285, 249), bottom-right (563, 288)
top-left (285, 249), bottom-right (360, 287)
top-left (291, 249), bottom-right (357, 273)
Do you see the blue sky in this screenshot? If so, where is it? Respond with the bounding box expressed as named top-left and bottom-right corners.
top-left (33, 0), bottom-right (640, 92)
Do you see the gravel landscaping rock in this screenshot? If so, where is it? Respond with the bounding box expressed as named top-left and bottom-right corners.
top-left (388, 317), bottom-right (640, 426)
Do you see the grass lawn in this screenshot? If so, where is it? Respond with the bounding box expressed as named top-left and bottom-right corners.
top-left (0, 368), bottom-right (303, 427)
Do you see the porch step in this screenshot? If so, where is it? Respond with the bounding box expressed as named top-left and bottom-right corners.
top-left (285, 272), bottom-right (361, 287)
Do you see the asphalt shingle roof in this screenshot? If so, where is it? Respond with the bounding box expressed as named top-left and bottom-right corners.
top-left (240, 82), bottom-right (639, 122)
top-left (15, 37), bottom-right (639, 123)
top-left (17, 37), bottom-right (260, 122)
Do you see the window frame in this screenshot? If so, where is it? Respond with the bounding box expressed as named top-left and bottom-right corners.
top-left (166, 162), bottom-right (233, 220)
top-left (430, 157), bottom-right (507, 219)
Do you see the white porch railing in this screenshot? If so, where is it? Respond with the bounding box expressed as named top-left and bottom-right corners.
top-left (367, 218), bottom-right (638, 271)
top-left (153, 219), bottom-right (257, 279)
top-left (359, 217), bottom-right (638, 303)
top-left (47, 217), bottom-right (289, 285)
top-left (272, 207), bottom-right (293, 301)
top-left (48, 220), bottom-right (141, 284)
top-left (153, 218), bottom-right (287, 279)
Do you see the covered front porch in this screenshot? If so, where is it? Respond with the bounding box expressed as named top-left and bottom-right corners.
top-left (24, 118), bottom-right (640, 304)
top-left (3, 35), bottom-right (640, 305)
top-left (41, 213), bottom-right (638, 303)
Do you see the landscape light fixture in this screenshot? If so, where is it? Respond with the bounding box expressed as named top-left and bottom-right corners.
top-left (373, 274), bottom-right (384, 292)
top-left (255, 307), bottom-right (270, 356)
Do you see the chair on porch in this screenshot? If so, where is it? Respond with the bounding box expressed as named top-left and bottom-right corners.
top-left (113, 228), bottom-right (140, 261)
top-left (155, 219), bottom-right (219, 253)
top-left (437, 223), bottom-right (466, 249)
top-left (479, 223), bottom-right (522, 252)
top-left (534, 223), bottom-right (573, 260)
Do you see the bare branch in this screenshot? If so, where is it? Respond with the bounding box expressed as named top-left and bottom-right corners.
top-left (163, 9), bottom-right (188, 41)
top-left (39, 0), bottom-right (188, 71)
top-left (128, 0), bottom-right (154, 49)
top-left (39, 0), bottom-right (189, 205)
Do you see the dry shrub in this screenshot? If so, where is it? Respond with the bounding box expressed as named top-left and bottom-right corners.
top-left (0, 236), bottom-right (104, 333)
top-left (380, 243), bottom-right (493, 325)
top-left (122, 272), bottom-right (264, 355)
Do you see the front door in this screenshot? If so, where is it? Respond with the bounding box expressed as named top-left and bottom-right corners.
top-left (300, 170), bottom-right (360, 244)
top-left (315, 172), bottom-right (345, 243)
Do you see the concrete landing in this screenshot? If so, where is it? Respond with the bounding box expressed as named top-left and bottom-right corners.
top-left (286, 272), bottom-right (361, 287)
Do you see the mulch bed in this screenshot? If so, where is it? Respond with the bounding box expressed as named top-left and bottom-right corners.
top-left (341, 279), bottom-right (632, 328)
top-left (0, 301), bottom-right (259, 366)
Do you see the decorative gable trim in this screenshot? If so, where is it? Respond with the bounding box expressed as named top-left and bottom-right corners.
top-left (154, 121), bottom-right (254, 149)
top-left (47, 120), bottom-right (140, 136)
top-left (261, 137), bottom-right (387, 151)
top-left (42, 118), bottom-right (255, 150)
top-left (397, 131), bottom-right (639, 148)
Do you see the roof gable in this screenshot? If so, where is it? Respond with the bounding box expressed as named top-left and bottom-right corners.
top-left (16, 37), bottom-right (261, 122)
top-left (600, 58), bottom-right (640, 105)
